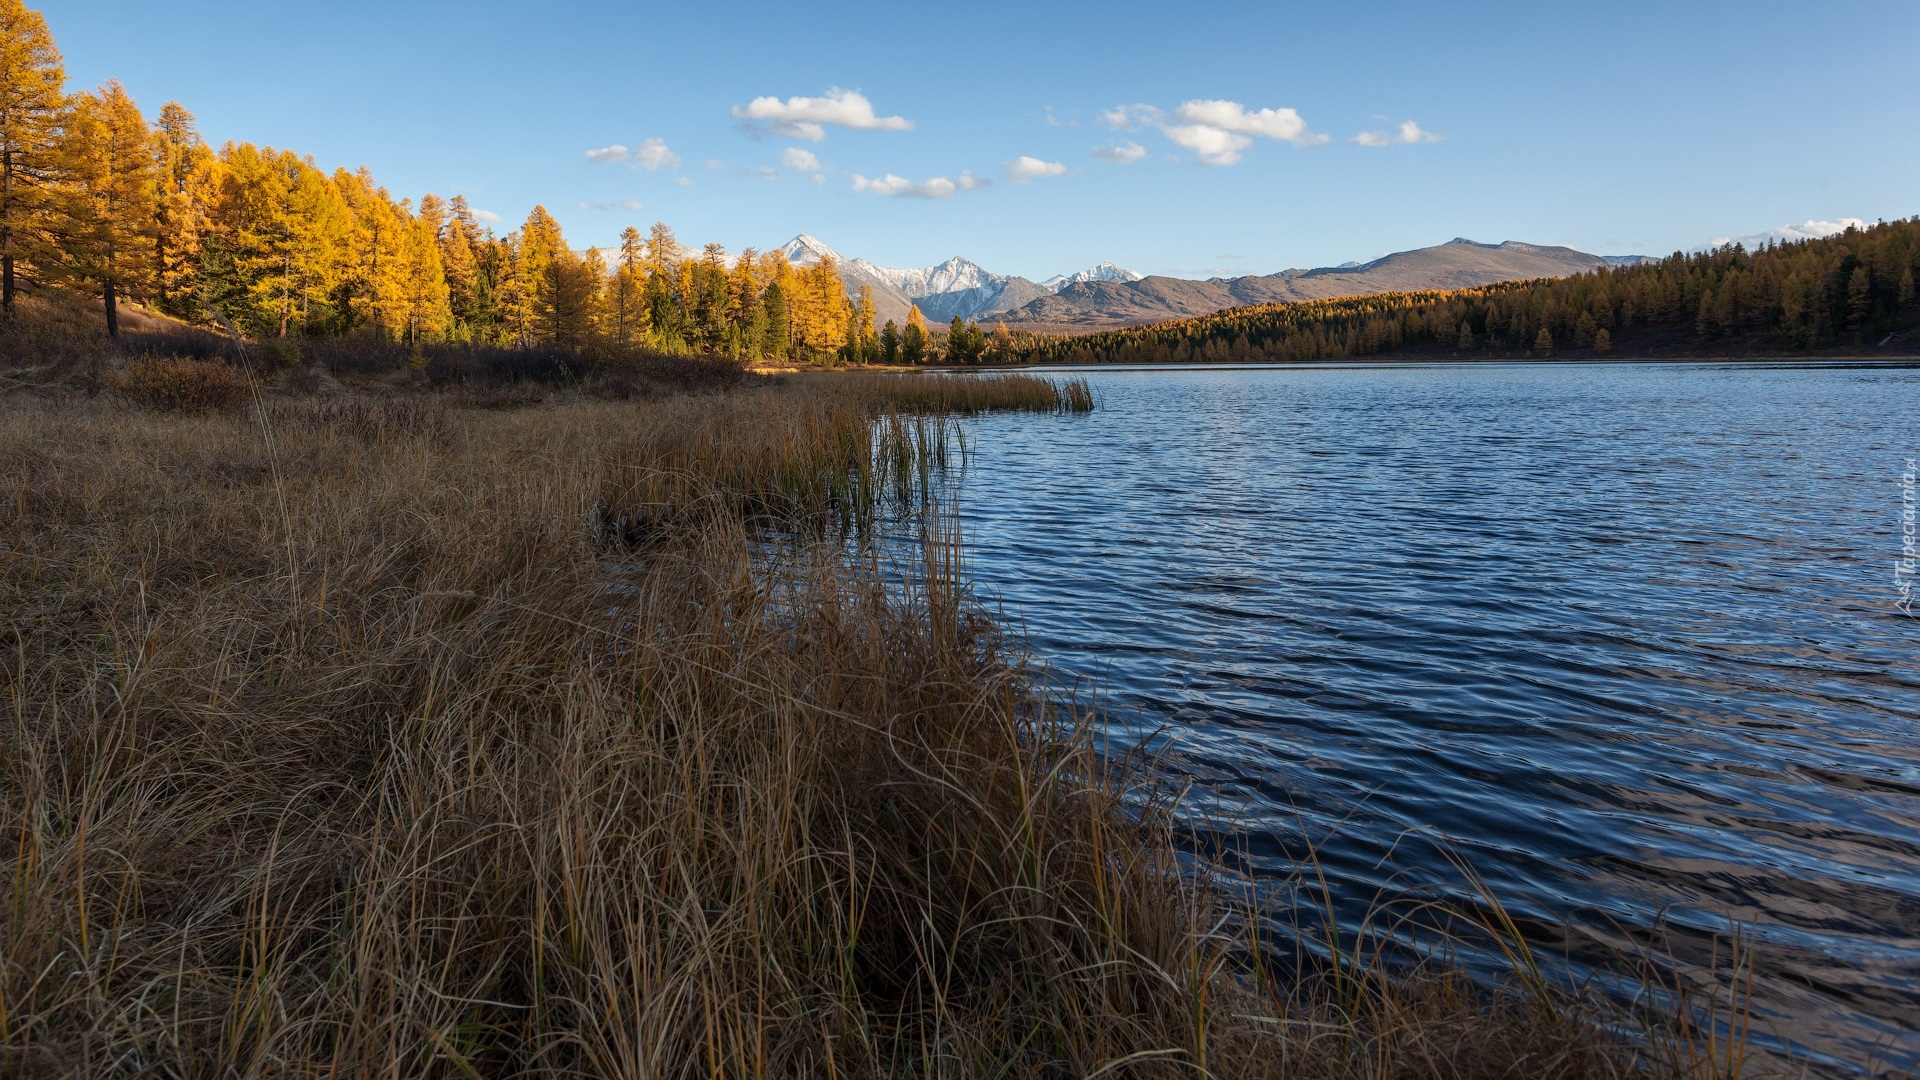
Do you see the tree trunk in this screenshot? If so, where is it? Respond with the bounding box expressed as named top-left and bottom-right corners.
top-left (2, 146), bottom-right (13, 315)
top-left (104, 275), bottom-right (119, 338)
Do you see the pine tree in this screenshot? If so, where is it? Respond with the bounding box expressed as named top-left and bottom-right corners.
top-left (0, 0), bottom-right (66, 316)
top-left (761, 279), bottom-right (789, 360)
top-left (1533, 325), bottom-right (1552, 354)
top-left (1592, 327), bottom-right (1611, 353)
top-left (879, 318), bottom-right (899, 364)
top-left (1457, 320), bottom-right (1473, 350)
top-left (61, 80), bottom-right (160, 338)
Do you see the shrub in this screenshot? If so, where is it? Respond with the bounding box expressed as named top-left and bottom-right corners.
top-left (117, 355), bottom-right (251, 411)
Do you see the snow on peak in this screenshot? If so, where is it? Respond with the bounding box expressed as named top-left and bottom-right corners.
top-left (1039, 262), bottom-right (1143, 293)
top-left (779, 234), bottom-right (844, 266)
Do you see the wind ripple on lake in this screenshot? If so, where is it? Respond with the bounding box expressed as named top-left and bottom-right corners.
top-left (954, 363), bottom-right (1920, 1075)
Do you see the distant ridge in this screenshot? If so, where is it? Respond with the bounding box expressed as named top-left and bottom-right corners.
top-left (999, 239), bottom-right (1634, 331)
top-left (776, 235), bottom-right (1649, 332)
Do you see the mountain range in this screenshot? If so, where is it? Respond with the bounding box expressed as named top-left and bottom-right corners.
top-left (777, 235), bottom-right (1652, 332)
top-left (777, 236), bottom-right (1143, 326)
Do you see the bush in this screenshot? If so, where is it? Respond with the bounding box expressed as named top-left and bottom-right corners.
top-left (117, 355), bottom-right (251, 411)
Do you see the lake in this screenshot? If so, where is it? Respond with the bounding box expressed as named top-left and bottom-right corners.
top-left (952, 362), bottom-right (1920, 1075)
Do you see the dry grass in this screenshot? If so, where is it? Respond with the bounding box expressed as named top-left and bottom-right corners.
top-left (0, 372), bottom-right (1737, 1077)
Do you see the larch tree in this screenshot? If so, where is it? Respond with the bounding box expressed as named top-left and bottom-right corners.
top-left (61, 80), bottom-right (159, 337)
top-left (606, 224), bottom-right (648, 351)
top-left (152, 101), bottom-right (212, 318)
top-left (902, 303), bottom-right (927, 364)
top-left (0, 0), bottom-right (65, 317)
top-left (399, 200), bottom-right (450, 343)
top-left (439, 194), bottom-right (485, 334)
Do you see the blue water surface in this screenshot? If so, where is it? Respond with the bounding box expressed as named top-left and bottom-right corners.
top-left (953, 362), bottom-right (1920, 1074)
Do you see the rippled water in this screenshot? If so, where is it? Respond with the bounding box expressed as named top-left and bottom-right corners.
top-left (951, 362), bottom-right (1920, 1075)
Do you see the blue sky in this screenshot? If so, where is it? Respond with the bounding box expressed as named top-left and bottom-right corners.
top-left (42, 0), bottom-right (1920, 280)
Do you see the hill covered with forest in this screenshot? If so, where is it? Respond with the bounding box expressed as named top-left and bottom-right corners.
top-left (1010, 219), bottom-right (1920, 365)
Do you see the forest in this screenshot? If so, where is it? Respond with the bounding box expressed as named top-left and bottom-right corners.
top-left (1014, 219), bottom-right (1920, 365)
top-left (0, 2), bottom-right (939, 367)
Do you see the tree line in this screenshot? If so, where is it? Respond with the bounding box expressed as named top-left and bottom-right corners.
top-left (0, 1), bottom-right (963, 365)
top-left (1013, 219), bottom-right (1920, 365)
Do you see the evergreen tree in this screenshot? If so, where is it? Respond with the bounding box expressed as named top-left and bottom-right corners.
top-left (946, 316), bottom-right (987, 364)
top-left (879, 318), bottom-right (899, 364)
top-left (1533, 326), bottom-right (1552, 354)
top-left (761, 279), bottom-right (790, 360)
top-left (0, 0), bottom-right (65, 316)
top-left (1592, 327), bottom-right (1612, 353)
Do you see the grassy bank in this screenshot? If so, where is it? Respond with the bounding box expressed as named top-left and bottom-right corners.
top-left (0, 366), bottom-right (1737, 1076)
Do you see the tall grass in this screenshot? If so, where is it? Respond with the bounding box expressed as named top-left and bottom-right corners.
top-left (0, 376), bottom-right (1738, 1077)
top-left (819, 371), bottom-right (1096, 415)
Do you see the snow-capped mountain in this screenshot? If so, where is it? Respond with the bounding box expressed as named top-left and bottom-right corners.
top-left (775, 235), bottom-right (1134, 324)
top-left (778, 234), bottom-right (843, 267)
top-left (1039, 262), bottom-right (1144, 293)
top-left (852, 255), bottom-right (1000, 299)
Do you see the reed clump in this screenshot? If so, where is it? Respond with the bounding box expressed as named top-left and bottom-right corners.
top-left (817, 371), bottom-right (1096, 415)
top-left (116, 354), bottom-right (253, 411)
top-left (0, 375), bottom-right (1726, 1077)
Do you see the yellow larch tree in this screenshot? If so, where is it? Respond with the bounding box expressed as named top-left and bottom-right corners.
top-left (0, 0), bottom-right (66, 316)
top-left (61, 79), bottom-right (160, 338)
top-left (152, 100), bottom-right (213, 319)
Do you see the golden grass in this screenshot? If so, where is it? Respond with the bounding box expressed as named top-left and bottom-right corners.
top-left (0, 374), bottom-right (1740, 1077)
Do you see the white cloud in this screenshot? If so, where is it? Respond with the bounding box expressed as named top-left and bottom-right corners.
top-left (1174, 100), bottom-right (1324, 145)
top-left (675, 177), bottom-right (693, 187)
top-left (1101, 99), bottom-right (1324, 166)
top-left (851, 171), bottom-right (984, 198)
top-left (780, 147), bottom-right (821, 172)
top-left (1162, 124), bottom-right (1253, 165)
top-left (634, 138), bottom-right (679, 170)
top-left (585, 138), bottom-right (681, 170)
top-left (1099, 103), bottom-right (1163, 131)
top-left (1353, 119), bottom-right (1443, 147)
top-left (471, 208), bottom-right (501, 223)
top-left (1007, 156), bottom-right (1068, 183)
top-left (1093, 140), bottom-right (1148, 164)
top-left (754, 166), bottom-right (780, 179)
top-left (621, 199), bottom-right (644, 211)
top-left (731, 88), bottom-right (912, 142)
top-left (1708, 217), bottom-right (1866, 249)
top-left (705, 158), bottom-right (725, 170)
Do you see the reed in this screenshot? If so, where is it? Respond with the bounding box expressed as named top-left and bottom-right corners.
top-left (0, 375), bottom-right (1737, 1077)
top-left (814, 371), bottom-right (1096, 415)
